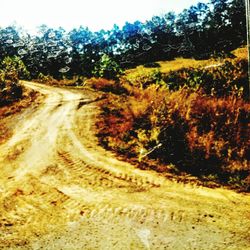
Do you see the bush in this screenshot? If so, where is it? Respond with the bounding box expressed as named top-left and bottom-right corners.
top-left (36, 73), bottom-right (62, 85)
top-left (37, 73), bottom-right (51, 83)
top-left (84, 77), bottom-right (128, 95)
top-left (93, 54), bottom-right (123, 80)
top-left (1, 56), bottom-right (30, 80)
top-left (97, 85), bottom-right (250, 189)
top-left (95, 51), bottom-right (250, 189)
top-left (123, 67), bottom-right (163, 89)
top-left (0, 70), bottom-right (23, 106)
top-left (162, 58), bottom-right (248, 98)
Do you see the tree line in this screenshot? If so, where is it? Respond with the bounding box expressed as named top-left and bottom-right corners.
top-left (0, 0), bottom-right (247, 79)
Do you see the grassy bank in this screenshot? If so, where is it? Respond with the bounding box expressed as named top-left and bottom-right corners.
top-left (94, 47), bottom-right (250, 191)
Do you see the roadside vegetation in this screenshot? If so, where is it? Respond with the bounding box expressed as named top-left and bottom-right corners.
top-left (0, 57), bottom-right (38, 143)
top-left (0, 56), bottom-right (28, 106)
top-left (96, 47), bottom-right (250, 191)
top-left (0, 56), bottom-right (39, 113)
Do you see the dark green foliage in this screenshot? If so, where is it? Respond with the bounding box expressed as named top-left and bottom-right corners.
top-left (92, 54), bottom-right (123, 80)
top-left (0, 57), bottom-right (28, 106)
top-left (143, 62), bottom-right (161, 68)
top-left (162, 59), bottom-right (248, 98)
top-left (0, 71), bottom-right (23, 106)
top-left (1, 56), bottom-right (30, 80)
top-left (0, 0), bottom-right (247, 79)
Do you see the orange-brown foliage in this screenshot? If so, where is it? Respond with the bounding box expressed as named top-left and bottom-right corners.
top-left (97, 85), bottom-right (250, 189)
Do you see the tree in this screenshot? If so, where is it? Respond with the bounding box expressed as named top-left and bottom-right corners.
top-left (0, 57), bottom-right (25, 105)
top-left (0, 0), bottom-right (247, 77)
top-left (228, 0), bottom-right (247, 46)
top-left (1, 56), bottom-right (30, 80)
top-left (0, 26), bottom-right (20, 61)
top-left (93, 54), bottom-right (123, 79)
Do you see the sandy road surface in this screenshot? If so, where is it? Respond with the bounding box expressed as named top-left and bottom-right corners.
top-left (0, 81), bottom-right (249, 249)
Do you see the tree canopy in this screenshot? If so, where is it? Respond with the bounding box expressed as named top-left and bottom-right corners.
top-left (0, 0), bottom-right (247, 79)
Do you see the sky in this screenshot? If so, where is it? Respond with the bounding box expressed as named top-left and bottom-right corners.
top-left (0, 0), bottom-right (208, 33)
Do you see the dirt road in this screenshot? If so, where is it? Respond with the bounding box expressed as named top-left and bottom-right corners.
top-left (0, 81), bottom-right (249, 249)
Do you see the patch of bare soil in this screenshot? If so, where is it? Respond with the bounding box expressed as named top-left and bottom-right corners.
top-left (0, 86), bottom-right (43, 144)
top-left (0, 81), bottom-right (249, 249)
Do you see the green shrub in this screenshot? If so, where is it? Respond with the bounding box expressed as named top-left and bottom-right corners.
top-left (162, 58), bottom-right (248, 98)
top-left (37, 73), bottom-right (51, 83)
top-left (124, 67), bottom-right (163, 89)
top-left (0, 70), bottom-right (23, 106)
top-left (0, 57), bottom-right (28, 106)
top-left (1, 56), bottom-right (30, 80)
top-left (93, 54), bottom-right (123, 80)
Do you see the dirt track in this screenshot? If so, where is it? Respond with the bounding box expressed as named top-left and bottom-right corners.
top-left (0, 81), bottom-right (249, 249)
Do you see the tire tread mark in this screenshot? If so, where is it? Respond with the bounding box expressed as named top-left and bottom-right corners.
top-left (58, 151), bottom-right (161, 189)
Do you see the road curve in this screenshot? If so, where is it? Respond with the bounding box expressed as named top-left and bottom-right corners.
top-left (0, 81), bottom-right (249, 249)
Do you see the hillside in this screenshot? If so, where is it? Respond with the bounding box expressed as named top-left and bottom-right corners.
top-left (94, 47), bottom-right (250, 192)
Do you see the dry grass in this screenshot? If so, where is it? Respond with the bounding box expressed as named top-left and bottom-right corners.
top-left (84, 78), bottom-right (127, 94)
top-left (96, 48), bottom-right (250, 191)
top-left (125, 57), bottom-right (219, 77)
top-left (232, 46), bottom-right (248, 60)
top-left (35, 74), bottom-right (81, 87)
top-left (158, 58), bottom-right (219, 73)
top-left (124, 46), bottom-right (248, 84)
top-left (97, 86), bottom-right (250, 190)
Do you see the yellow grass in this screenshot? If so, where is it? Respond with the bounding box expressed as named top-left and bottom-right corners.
top-left (125, 47), bottom-right (248, 77)
top-left (126, 57), bottom-right (218, 74)
top-left (157, 58), bottom-right (218, 73)
top-left (232, 46), bottom-right (248, 60)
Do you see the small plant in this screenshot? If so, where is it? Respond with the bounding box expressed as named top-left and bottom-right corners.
top-left (124, 67), bottom-right (163, 89)
top-left (0, 70), bottom-right (23, 106)
top-left (93, 54), bottom-right (123, 80)
top-left (84, 77), bottom-right (127, 94)
top-left (1, 56), bottom-right (30, 80)
top-left (37, 73), bottom-right (51, 83)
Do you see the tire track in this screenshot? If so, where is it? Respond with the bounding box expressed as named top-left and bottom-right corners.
top-left (0, 81), bottom-right (249, 249)
top-left (57, 150), bottom-right (159, 190)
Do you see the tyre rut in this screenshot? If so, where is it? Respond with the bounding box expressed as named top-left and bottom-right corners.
top-left (0, 81), bottom-right (249, 249)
